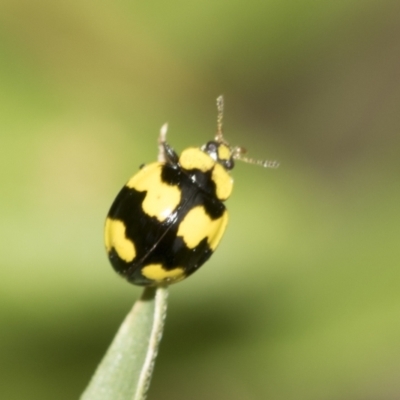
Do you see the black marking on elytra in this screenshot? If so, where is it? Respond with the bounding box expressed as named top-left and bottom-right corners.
top-left (160, 163), bottom-right (182, 186)
top-left (106, 162), bottom-right (225, 286)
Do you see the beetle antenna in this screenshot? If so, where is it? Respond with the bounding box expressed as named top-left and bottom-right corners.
top-left (215, 96), bottom-right (279, 168)
top-left (215, 95), bottom-right (225, 143)
top-left (232, 146), bottom-right (280, 169)
top-left (239, 156), bottom-right (280, 168)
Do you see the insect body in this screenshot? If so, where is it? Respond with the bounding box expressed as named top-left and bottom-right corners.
top-left (104, 96), bottom-right (277, 286)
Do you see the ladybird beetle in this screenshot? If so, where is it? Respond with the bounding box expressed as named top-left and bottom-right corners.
top-left (104, 96), bottom-right (278, 286)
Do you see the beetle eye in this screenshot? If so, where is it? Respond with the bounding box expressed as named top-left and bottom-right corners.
top-left (202, 141), bottom-right (219, 161)
top-left (224, 158), bottom-right (234, 170)
top-left (205, 141), bottom-right (217, 152)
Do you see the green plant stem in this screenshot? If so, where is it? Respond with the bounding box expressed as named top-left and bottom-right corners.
top-left (80, 286), bottom-right (169, 400)
top-left (134, 286), bottom-right (168, 400)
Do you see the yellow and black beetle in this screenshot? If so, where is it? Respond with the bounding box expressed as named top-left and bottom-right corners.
top-left (104, 96), bottom-right (277, 286)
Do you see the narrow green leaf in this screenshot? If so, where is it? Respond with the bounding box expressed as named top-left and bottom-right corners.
top-left (81, 286), bottom-right (169, 400)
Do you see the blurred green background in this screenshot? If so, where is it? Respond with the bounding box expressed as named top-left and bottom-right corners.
top-left (1, 0), bottom-right (400, 399)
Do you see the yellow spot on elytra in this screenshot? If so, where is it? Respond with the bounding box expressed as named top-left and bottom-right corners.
top-left (179, 148), bottom-right (214, 172)
top-left (127, 162), bottom-right (181, 222)
top-left (142, 264), bottom-right (185, 283)
top-left (212, 163), bottom-right (233, 200)
top-left (104, 218), bottom-right (136, 262)
top-left (177, 206), bottom-right (228, 250)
